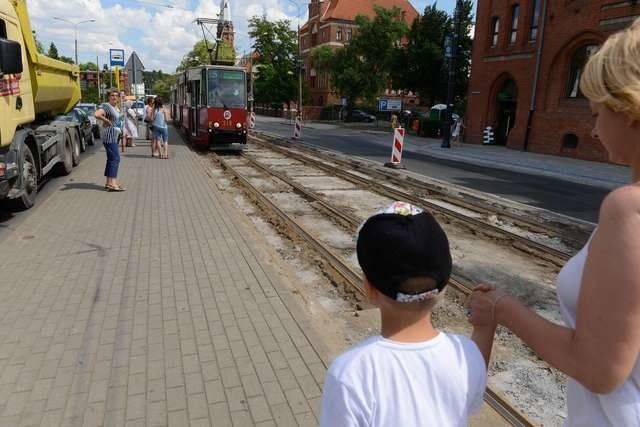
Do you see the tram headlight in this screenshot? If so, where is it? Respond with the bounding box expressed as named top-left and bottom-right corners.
top-left (235, 122), bottom-right (242, 129)
top-left (213, 122), bottom-right (220, 128)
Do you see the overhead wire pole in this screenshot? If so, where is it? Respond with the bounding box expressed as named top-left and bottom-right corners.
top-left (441, 0), bottom-right (463, 149)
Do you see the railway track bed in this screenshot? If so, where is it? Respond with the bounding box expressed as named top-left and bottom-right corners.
top-left (199, 140), bottom-right (571, 425)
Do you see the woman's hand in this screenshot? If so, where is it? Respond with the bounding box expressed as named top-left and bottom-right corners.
top-left (468, 284), bottom-right (510, 328)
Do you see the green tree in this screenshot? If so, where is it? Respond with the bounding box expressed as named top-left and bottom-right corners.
top-left (33, 32), bottom-right (45, 54)
top-left (248, 15), bottom-right (298, 108)
top-left (59, 56), bottom-right (74, 64)
top-left (152, 74), bottom-right (176, 100)
top-left (176, 39), bottom-right (236, 71)
top-left (47, 42), bottom-right (59, 59)
top-left (310, 6), bottom-right (408, 115)
top-left (454, 1), bottom-right (474, 111)
top-left (80, 62), bottom-right (98, 71)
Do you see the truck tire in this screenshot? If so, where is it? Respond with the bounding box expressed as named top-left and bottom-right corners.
top-left (11, 142), bottom-right (38, 210)
top-left (59, 132), bottom-right (73, 175)
top-left (71, 130), bottom-right (81, 166)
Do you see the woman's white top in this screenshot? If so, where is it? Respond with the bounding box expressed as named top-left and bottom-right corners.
top-left (557, 232), bottom-right (640, 426)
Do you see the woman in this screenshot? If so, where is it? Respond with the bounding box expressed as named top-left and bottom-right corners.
top-left (94, 89), bottom-right (125, 191)
top-left (145, 96), bottom-right (157, 156)
top-left (469, 21), bottom-right (640, 426)
top-left (152, 97), bottom-right (169, 159)
top-left (122, 101), bottom-right (138, 147)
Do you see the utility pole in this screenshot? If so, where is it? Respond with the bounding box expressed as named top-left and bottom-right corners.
top-left (441, 0), bottom-right (463, 149)
top-left (286, 0), bottom-right (303, 120)
top-left (96, 55), bottom-right (100, 102)
top-left (52, 17), bottom-right (95, 65)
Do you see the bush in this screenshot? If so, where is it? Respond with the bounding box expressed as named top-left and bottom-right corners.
top-left (421, 118), bottom-right (442, 137)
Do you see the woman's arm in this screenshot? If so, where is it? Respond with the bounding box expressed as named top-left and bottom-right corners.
top-left (494, 186), bottom-right (640, 393)
top-left (95, 108), bottom-right (112, 126)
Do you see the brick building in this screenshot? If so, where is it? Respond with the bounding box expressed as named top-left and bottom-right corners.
top-left (299, 0), bottom-right (419, 107)
top-left (466, 0), bottom-right (640, 162)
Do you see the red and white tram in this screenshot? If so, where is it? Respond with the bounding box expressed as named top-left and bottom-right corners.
top-left (172, 65), bottom-right (248, 151)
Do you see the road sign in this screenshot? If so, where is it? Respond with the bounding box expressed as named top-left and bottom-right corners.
top-left (378, 98), bottom-right (401, 111)
top-left (109, 49), bottom-right (125, 67)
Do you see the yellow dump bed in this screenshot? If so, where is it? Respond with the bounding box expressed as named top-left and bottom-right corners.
top-left (12, 0), bottom-right (81, 116)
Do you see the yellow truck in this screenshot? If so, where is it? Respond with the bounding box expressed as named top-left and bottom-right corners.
top-left (0, 0), bottom-right (84, 209)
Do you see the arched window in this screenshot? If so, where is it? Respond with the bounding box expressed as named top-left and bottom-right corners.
top-left (336, 27), bottom-right (342, 41)
top-left (490, 17), bottom-right (500, 47)
top-left (567, 44), bottom-right (599, 98)
top-left (510, 5), bottom-right (520, 45)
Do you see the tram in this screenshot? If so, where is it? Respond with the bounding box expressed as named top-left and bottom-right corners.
top-left (171, 65), bottom-right (248, 151)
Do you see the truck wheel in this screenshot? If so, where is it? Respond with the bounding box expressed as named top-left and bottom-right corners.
top-left (11, 142), bottom-right (37, 210)
top-left (71, 130), bottom-right (81, 166)
top-left (60, 133), bottom-right (73, 175)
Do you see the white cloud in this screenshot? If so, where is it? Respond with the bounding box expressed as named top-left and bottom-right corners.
top-left (23, 0), bottom-right (418, 73)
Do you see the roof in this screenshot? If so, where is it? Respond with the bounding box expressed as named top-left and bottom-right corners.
top-left (322, 0), bottom-right (418, 22)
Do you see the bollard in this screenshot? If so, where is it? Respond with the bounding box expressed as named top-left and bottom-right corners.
top-left (483, 126), bottom-right (494, 145)
top-left (384, 127), bottom-right (406, 169)
top-left (292, 115), bottom-right (302, 140)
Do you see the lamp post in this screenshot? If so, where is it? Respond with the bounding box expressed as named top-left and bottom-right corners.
top-left (441, 0), bottom-right (463, 149)
top-left (53, 17), bottom-right (96, 65)
top-left (286, 0), bottom-right (303, 120)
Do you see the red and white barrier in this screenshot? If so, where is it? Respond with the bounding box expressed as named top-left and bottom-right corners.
top-left (385, 127), bottom-right (406, 169)
top-left (292, 115), bottom-right (302, 140)
top-left (249, 111), bottom-right (256, 129)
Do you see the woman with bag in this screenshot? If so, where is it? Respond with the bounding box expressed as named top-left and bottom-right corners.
top-left (123, 101), bottom-right (138, 147)
top-left (145, 97), bottom-right (157, 156)
top-left (94, 89), bottom-right (125, 191)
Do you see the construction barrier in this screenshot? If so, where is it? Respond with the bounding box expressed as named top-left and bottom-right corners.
top-left (249, 111), bottom-right (256, 129)
top-left (292, 115), bottom-right (302, 140)
top-left (384, 127), bottom-right (406, 169)
top-left (483, 126), bottom-right (494, 145)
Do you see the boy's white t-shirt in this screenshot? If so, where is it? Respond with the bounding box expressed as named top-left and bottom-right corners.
top-left (320, 332), bottom-right (486, 427)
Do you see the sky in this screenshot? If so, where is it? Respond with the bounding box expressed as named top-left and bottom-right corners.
top-left (26, 0), bottom-right (465, 74)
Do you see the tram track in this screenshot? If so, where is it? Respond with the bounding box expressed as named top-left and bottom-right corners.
top-left (209, 150), bottom-right (537, 427)
top-left (250, 133), bottom-right (594, 267)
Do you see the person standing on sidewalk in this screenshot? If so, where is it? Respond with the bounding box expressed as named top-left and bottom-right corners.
top-left (468, 20), bottom-right (640, 426)
top-left (145, 97), bottom-right (157, 156)
top-left (123, 101), bottom-right (138, 147)
top-left (152, 97), bottom-right (169, 159)
top-left (94, 89), bottom-right (125, 191)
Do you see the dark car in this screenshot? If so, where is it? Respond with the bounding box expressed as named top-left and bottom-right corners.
top-left (55, 108), bottom-right (95, 151)
top-left (76, 103), bottom-right (101, 139)
top-left (350, 109), bottom-right (376, 122)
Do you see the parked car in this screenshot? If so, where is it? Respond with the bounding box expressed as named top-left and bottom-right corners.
top-left (54, 108), bottom-right (95, 150)
top-left (350, 109), bottom-right (376, 122)
top-left (131, 101), bottom-right (145, 120)
top-left (76, 103), bottom-right (100, 139)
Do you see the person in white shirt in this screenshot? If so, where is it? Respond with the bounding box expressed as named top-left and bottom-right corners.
top-left (320, 202), bottom-right (494, 427)
top-left (469, 19), bottom-right (640, 426)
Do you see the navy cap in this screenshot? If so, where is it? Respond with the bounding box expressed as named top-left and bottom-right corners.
top-left (356, 202), bottom-right (452, 302)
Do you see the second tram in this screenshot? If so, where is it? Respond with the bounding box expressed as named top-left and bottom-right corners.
top-left (172, 65), bottom-right (248, 151)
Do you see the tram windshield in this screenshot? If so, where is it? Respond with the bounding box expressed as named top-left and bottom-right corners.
top-left (207, 69), bottom-right (247, 108)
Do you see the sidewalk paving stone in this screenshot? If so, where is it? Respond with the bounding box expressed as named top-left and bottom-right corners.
top-left (0, 128), bottom-right (328, 425)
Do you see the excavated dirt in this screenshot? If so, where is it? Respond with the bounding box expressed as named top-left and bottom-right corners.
top-left (205, 147), bottom-right (570, 426)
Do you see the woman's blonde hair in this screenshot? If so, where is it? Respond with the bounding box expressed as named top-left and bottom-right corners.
top-left (580, 18), bottom-right (640, 119)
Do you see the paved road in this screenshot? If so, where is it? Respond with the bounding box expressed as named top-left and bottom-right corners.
top-left (255, 120), bottom-right (607, 223)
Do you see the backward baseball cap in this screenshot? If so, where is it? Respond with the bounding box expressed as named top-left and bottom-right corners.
top-left (356, 202), bottom-right (452, 303)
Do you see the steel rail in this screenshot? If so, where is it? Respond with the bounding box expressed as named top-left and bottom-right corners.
top-left (252, 133), bottom-right (592, 250)
top-left (211, 153), bottom-right (366, 299)
top-left (247, 138), bottom-right (570, 266)
top-left (212, 151), bottom-right (534, 426)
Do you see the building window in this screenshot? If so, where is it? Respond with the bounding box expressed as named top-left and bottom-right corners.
top-left (510, 5), bottom-right (519, 45)
top-left (530, 0), bottom-right (540, 41)
top-left (0, 20), bottom-right (6, 38)
top-left (491, 17), bottom-right (500, 47)
top-left (322, 30), bottom-right (326, 41)
top-left (346, 29), bottom-right (352, 41)
top-left (567, 44), bottom-right (599, 98)
top-left (336, 28), bottom-right (342, 41)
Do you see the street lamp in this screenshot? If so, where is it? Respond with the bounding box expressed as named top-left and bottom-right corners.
top-left (286, 0), bottom-right (304, 121)
top-left (441, 0), bottom-right (463, 149)
top-left (52, 17), bottom-right (96, 65)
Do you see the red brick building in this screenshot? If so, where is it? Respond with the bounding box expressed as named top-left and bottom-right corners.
top-left (299, 0), bottom-right (419, 107)
top-left (466, 0), bottom-right (640, 162)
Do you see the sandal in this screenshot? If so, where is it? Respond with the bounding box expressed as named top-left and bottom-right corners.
top-left (106, 185), bottom-right (126, 192)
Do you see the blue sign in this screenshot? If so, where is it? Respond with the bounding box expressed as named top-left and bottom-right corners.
top-left (109, 49), bottom-right (125, 67)
top-left (378, 99), bottom-right (388, 111)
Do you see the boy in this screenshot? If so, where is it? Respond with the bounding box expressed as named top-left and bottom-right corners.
top-left (319, 202), bottom-right (495, 427)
